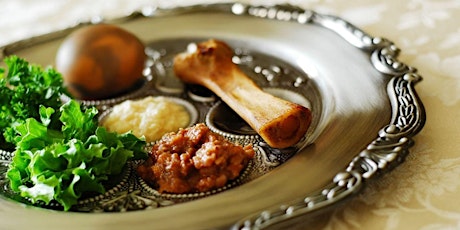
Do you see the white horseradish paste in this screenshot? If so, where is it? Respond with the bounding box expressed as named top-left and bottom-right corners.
top-left (102, 96), bottom-right (190, 142)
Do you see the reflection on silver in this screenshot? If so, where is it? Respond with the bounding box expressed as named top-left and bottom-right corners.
top-left (230, 4), bottom-right (425, 230)
top-left (0, 36), bottom-right (320, 212)
top-left (0, 2), bottom-right (425, 229)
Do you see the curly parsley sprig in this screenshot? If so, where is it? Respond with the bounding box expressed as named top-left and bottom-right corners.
top-left (0, 56), bottom-right (69, 150)
top-left (1, 56), bottom-right (147, 210)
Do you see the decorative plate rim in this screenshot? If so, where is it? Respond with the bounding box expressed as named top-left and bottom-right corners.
top-left (228, 3), bottom-right (426, 229)
top-left (0, 3), bottom-right (426, 229)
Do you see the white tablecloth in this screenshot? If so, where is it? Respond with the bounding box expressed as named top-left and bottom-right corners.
top-left (1, 0), bottom-right (459, 229)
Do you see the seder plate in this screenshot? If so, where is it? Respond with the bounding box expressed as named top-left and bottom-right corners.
top-left (0, 3), bottom-right (425, 230)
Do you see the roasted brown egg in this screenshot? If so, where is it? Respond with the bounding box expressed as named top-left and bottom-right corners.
top-left (56, 24), bottom-right (146, 100)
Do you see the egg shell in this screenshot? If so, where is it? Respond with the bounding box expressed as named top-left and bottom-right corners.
top-left (56, 24), bottom-right (146, 100)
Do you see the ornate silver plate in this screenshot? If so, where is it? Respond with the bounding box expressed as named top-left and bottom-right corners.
top-left (0, 3), bottom-right (425, 230)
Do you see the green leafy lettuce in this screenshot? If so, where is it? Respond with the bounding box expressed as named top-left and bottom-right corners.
top-left (1, 56), bottom-right (147, 211)
top-left (7, 96), bottom-right (146, 211)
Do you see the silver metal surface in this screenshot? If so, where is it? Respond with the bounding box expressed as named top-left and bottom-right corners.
top-left (231, 4), bottom-right (425, 229)
top-left (0, 3), bottom-right (425, 230)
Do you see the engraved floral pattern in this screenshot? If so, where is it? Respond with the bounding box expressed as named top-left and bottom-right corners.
top-left (307, 0), bottom-right (460, 229)
top-left (320, 142), bottom-right (460, 229)
top-left (1, 0), bottom-right (459, 229)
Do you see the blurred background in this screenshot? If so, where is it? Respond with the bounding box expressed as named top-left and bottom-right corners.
top-left (1, 0), bottom-right (459, 229)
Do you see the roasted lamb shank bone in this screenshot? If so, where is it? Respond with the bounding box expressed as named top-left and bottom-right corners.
top-left (173, 39), bottom-right (312, 149)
